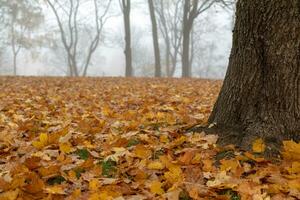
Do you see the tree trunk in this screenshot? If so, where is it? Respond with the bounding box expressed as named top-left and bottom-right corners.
top-left (181, 0), bottom-right (192, 78)
top-left (170, 53), bottom-right (178, 77)
top-left (208, 0), bottom-right (300, 150)
top-left (166, 40), bottom-right (171, 77)
top-left (13, 53), bottom-right (17, 76)
top-left (148, 0), bottom-right (161, 77)
top-left (123, 0), bottom-right (133, 77)
top-left (189, 26), bottom-right (195, 75)
top-left (11, 23), bottom-right (18, 76)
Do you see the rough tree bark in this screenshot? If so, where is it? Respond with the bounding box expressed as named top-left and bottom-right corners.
top-left (121, 0), bottom-right (133, 77)
top-left (208, 0), bottom-right (300, 151)
top-left (148, 0), bottom-right (161, 77)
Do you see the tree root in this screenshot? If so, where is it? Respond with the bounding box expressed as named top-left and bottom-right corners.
top-left (185, 123), bottom-right (296, 159)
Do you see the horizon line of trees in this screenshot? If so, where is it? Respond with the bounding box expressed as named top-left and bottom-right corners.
top-left (0, 0), bottom-right (235, 78)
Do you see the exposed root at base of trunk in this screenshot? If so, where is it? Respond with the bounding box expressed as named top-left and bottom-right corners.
top-left (187, 123), bottom-right (300, 159)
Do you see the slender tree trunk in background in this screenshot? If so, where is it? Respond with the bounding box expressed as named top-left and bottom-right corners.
top-left (148, 0), bottom-right (161, 77)
top-left (72, 57), bottom-right (79, 77)
top-left (122, 0), bottom-right (133, 77)
top-left (11, 24), bottom-right (20, 76)
top-left (208, 0), bottom-right (300, 151)
top-left (181, 0), bottom-right (192, 78)
top-left (189, 27), bottom-right (195, 74)
top-left (182, 23), bottom-right (192, 77)
top-left (67, 57), bottom-right (74, 76)
top-left (170, 52), bottom-right (178, 76)
top-left (166, 40), bottom-right (171, 77)
top-left (13, 53), bottom-right (17, 76)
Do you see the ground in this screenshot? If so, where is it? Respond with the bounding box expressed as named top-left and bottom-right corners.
top-left (0, 77), bottom-right (299, 200)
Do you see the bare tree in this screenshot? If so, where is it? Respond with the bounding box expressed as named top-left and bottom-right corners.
top-left (182, 0), bottom-right (209, 77)
top-left (181, 0), bottom-right (233, 77)
top-left (148, 0), bottom-right (161, 77)
top-left (1, 0), bottom-right (43, 75)
top-left (46, 0), bottom-right (112, 77)
top-left (155, 0), bottom-right (183, 77)
top-left (119, 0), bottom-right (133, 77)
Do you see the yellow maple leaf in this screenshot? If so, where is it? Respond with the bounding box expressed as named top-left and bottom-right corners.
top-left (220, 159), bottom-right (240, 172)
top-left (283, 140), bottom-right (300, 161)
top-left (164, 166), bottom-right (183, 184)
top-left (170, 136), bottom-right (186, 148)
top-left (39, 133), bottom-right (48, 145)
top-left (133, 145), bottom-right (152, 159)
top-left (287, 162), bottom-right (300, 174)
top-left (89, 179), bottom-right (100, 191)
top-left (252, 138), bottom-right (265, 153)
top-left (147, 161), bottom-right (165, 170)
top-left (32, 133), bottom-right (48, 149)
top-left (0, 189), bottom-right (19, 200)
top-left (32, 141), bottom-right (43, 149)
top-left (59, 142), bottom-right (73, 153)
top-left (150, 180), bottom-right (164, 195)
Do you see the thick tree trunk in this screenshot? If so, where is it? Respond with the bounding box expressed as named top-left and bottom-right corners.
top-left (208, 0), bottom-right (300, 149)
top-left (123, 0), bottom-right (133, 77)
top-left (148, 0), bottom-right (161, 77)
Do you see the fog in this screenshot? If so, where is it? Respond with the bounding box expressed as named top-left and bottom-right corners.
top-left (0, 0), bottom-right (235, 79)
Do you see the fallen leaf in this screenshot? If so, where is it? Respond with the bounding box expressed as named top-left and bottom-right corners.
top-left (252, 138), bottom-right (266, 153)
top-left (150, 180), bottom-right (164, 195)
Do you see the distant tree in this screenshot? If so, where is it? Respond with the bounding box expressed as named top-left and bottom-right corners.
top-left (119, 0), bottom-right (133, 77)
top-left (191, 11), bottom-right (229, 78)
top-left (1, 0), bottom-right (43, 75)
top-left (0, 4), bottom-right (5, 69)
top-left (181, 0), bottom-right (233, 77)
top-left (45, 0), bottom-right (112, 77)
top-left (155, 0), bottom-right (183, 77)
top-left (148, 0), bottom-right (161, 77)
top-left (112, 26), bottom-right (154, 76)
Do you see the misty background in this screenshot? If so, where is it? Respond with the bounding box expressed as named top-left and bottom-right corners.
top-left (0, 0), bottom-right (235, 79)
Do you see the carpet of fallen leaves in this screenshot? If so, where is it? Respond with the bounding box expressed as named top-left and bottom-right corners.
top-left (0, 77), bottom-right (300, 200)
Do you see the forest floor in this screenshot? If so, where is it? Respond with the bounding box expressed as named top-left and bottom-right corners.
top-left (0, 77), bottom-right (299, 200)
